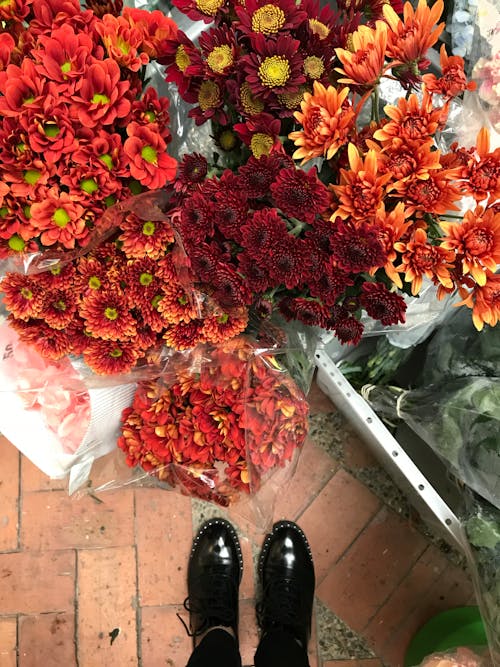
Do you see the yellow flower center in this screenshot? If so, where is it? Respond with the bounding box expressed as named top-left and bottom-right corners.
top-left (21, 287), bottom-right (33, 300)
top-left (141, 146), bottom-right (157, 164)
top-left (53, 208), bottom-right (70, 228)
top-left (277, 86), bottom-right (308, 109)
top-left (250, 133), bottom-right (273, 158)
top-left (198, 80), bottom-right (220, 111)
top-left (309, 18), bottom-right (330, 39)
top-left (251, 4), bottom-right (286, 34)
top-left (240, 82), bottom-right (264, 115)
top-left (110, 347), bottom-right (123, 358)
top-left (89, 276), bottom-right (101, 290)
top-left (92, 93), bottom-right (110, 105)
top-left (303, 55), bottom-right (324, 79)
top-left (140, 272), bottom-right (154, 286)
top-left (116, 36), bottom-right (130, 55)
top-left (8, 234), bottom-right (25, 252)
top-left (104, 306), bottom-right (118, 320)
top-left (207, 45), bottom-right (233, 73)
top-left (258, 55), bottom-right (290, 88)
top-left (175, 45), bottom-right (191, 72)
top-left (142, 221), bottom-right (155, 236)
top-left (195, 0), bottom-right (224, 16)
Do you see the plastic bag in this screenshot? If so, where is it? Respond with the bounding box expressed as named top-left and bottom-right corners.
top-left (362, 377), bottom-right (500, 511)
top-left (412, 647), bottom-right (493, 667)
top-left (80, 333), bottom-right (311, 529)
top-left (463, 493), bottom-right (500, 664)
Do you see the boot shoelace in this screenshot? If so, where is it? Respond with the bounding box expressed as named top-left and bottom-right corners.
top-left (256, 577), bottom-right (302, 632)
top-left (178, 572), bottom-right (238, 638)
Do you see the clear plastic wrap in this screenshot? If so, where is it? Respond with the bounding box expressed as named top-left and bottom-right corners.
top-left (80, 332), bottom-right (312, 529)
top-left (362, 377), bottom-right (500, 511)
top-left (411, 647), bottom-right (493, 667)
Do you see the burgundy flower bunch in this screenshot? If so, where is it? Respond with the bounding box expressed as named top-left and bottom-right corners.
top-left (1, 195), bottom-right (250, 374)
top-left (0, 0), bottom-right (178, 259)
top-left (172, 150), bottom-right (409, 345)
top-left (118, 336), bottom-right (309, 505)
top-left (159, 0), bottom-right (403, 156)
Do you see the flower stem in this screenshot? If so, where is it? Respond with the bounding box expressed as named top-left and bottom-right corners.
top-left (441, 214), bottom-right (464, 220)
top-left (371, 86), bottom-right (380, 123)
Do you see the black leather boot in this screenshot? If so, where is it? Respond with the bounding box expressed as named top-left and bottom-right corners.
top-left (184, 518), bottom-right (243, 646)
top-left (256, 520), bottom-right (315, 650)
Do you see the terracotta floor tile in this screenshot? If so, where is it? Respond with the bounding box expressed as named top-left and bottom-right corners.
top-left (0, 617), bottom-right (16, 667)
top-left (342, 431), bottom-right (379, 470)
top-left (273, 438), bottom-right (338, 522)
top-left (364, 546), bottom-right (449, 652)
top-left (141, 605), bottom-right (191, 667)
top-left (0, 551), bottom-right (75, 615)
top-left (135, 489), bottom-right (193, 607)
top-left (21, 455), bottom-right (67, 493)
top-left (299, 469), bottom-right (381, 583)
top-left (18, 613), bottom-right (75, 667)
top-left (317, 507), bottom-right (428, 633)
top-left (239, 598), bottom-right (260, 667)
top-left (77, 546), bottom-right (137, 667)
top-left (308, 379), bottom-right (336, 415)
top-left (21, 489), bottom-right (135, 551)
top-left (0, 437), bottom-right (19, 552)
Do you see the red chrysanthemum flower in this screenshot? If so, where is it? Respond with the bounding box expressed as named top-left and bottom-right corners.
top-left (0, 273), bottom-right (44, 321)
top-left (175, 152), bottom-right (208, 193)
top-left (271, 166), bottom-right (330, 223)
top-left (308, 259), bottom-right (353, 306)
top-left (0, 60), bottom-right (46, 118)
top-left (198, 24), bottom-right (237, 78)
top-left (330, 220), bottom-right (387, 273)
top-left (40, 289), bottom-right (78, 329)
top-left (71, 58), bottom-right (132, 128)
top-left (172, 0), bottom-right (228, 23)
top-left (268, 236), bottom-right (310, 289)
top-left (71, 129), bottom-right (128, 178)
top-left (125, 256), bottom-right (166, 306)
top-left (130, 86), bottom-right (172, 140)
top-left (237, 251), bottom-right (270, 293)
top-left (422, 44), bottom-right (476, 99)
top-left (83, 338), bottom-right (140, 374)
top-left (235, 0), bottom-right (307, 37)
top-left (157, 282), bottom-right (199, 325)
top-left (16, 320), bottom-right (74, 361)
top-left (94, 13), bottom-right (150, 72)
top-left (23, 101), bottom-right (77, 166)
top-left (333, 313), bottom-right (364, 345)
top-left (202, 307), bottom-right (249, 343)
top-left (119, 213), bottom-right (175, 260)
top-left (0, 32), bottom-right (14, 70)
top-left (360, 281), bottom-right (407, 325)
top-left (234, 113), bottom-right (283, 159)
top-left (179, 190), bottom-right (215, 245)
top-left (122, 7), bottom-right (178, 59)
top-left (212, 264), bottom-right (252, 308)
top-left (74, 255), bottom-right (108, 293)
top-left (123, 122), bottom-right (177, 189)
top-left (240, 33), bottom-right (305, 100)
top-left (278, 296), bottom-right (329, 327)
top-left (80, 288), bottom-right (137, 340)
top-left (159, 31), bottom-right (204, 96)
top-left (163, 319), bottom-right (206, 349)
top-left (213, 189), bottom-right (249, 243)
top-left (240, 208), bottom-right (288, 260)
top-left (440, 205), bottom-right (500, 285)
top-left (237, 154), bottom-right (287, 198)
top-left (29, 188), bottom-right (88, 249)
top-left (33, 23), bottom-right (97, 84)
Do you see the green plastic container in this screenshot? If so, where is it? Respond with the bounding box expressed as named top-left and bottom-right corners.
top-left (404, 607), bottom-right (487, 667)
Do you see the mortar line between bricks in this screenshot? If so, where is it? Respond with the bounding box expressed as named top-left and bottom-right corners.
top-left (134, 492), bottom-right (142, 667)
top-left (292, 463), bottom-right (340, 523)
top-left (74, 549), bottom-right (80, 667)
top-left (16, 614), bottom-right (19, 667)
top-left (361, 538), bottom-right (430, 636)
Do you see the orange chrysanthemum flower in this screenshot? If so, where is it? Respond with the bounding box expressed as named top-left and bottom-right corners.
top-left (369, 137), bottom-right (442, 183)
top-left (440, 206), bottom-right (500, 285)
top-left (201, 307), bottom-right (249, 343)
top-left (394, 227), bottom-right (455, 295)
top-left (461, 128), bottom-right (500, 203)
top-left (289, 82), bottom-right (356, 163)
top-left (383, 0), bottom-right (445, 65)
top-left (330, 143), bottom-right (393, 220)
top-left (456, 270), bottom-right (500, 331)
top-left (335, 21), bottom-right (388, 88)
top-left (370, 202), bottom-right (412, 288)
top-left (392, 169), bottom-right (462, 216)
top-left (422, 44), bottom-right (476, 98)
top-left (373, 91), bottom-right (447, 144)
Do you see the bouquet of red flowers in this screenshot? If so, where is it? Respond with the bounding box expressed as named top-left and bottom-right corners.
top-left (0, 0), bottom-right (178, 261)
top-left (117, 335), bottom-right (309, 507)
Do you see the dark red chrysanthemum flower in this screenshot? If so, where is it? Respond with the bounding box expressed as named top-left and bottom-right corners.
top-left (333, 313), bottom-right (364, 345)
top-left (188, 243), bottom-right (223, 281)
top-left (268, 236), bottom-right (310, 289)
top-left (83, 338), bottom-right (140, 374)
top-left (198, 24), bottom-right (237, 78)
top-left (212, 264), bottom-right (252, 308)
top-left (80, 288), bottom-right (137, 340)
top-left (179, 190), bottom-right (215, 244)
top-left (271, 166), bottom-right (330, 223)
top-left (330, 220), bottom-right (387, 273)
top-left (238, 154), bottom-right (288, 199)
top-left (235, 0), bottom-right (306, 37)
top-left (41, 289), bottom-right (78, 329)
top-left (278, 296), bottom-right (329, 327)
top-left (308, 260), bottom-right (353, 306)
top-left (240, 33), bottom-right (305, 100)
top-left (240, 208), bottom-right (288, 260)
top-left (172, 0), bottom-right (228, 23)
top-left (237, 251), bottom-right (271, 293)
top-left (213, 189), bottom-right (249, 243)
top-left (360, 281), bottom-right (407, 325)
top-left (175, 152), bottom-right (208, 193)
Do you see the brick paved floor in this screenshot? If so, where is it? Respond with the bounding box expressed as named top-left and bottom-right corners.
top-left (0, 381), bottom-right (474, 667)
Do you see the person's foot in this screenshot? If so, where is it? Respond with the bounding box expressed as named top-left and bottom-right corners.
top-left (184, 518), bottom-right (243, 646)
top-left (256, 520), bottom-right (315, 650)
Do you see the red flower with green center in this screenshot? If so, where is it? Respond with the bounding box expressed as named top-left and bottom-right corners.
top-left (360, 281), bottom-right (407, 325)
top-left (122, 7), bottom-right (178, 59)
top-left (41, 289), bottom-right (78, 329)
top-left (157, 282), bottom-right (199, 325)
top-left (271, 166), bottom-right (330, 223)
top-left (30, 189), bottom-right (87, 249)
top-left (75, 255), bottom-right (108, 293)
top-left (0, 60), bottom-right (45, 118)
top-left (123, 122), bottom-right (177, 189)
top-left (241, 33), bottom-right (305, 100)
top-left (0, 273), bottom-right (44, 321)
top-left (80, 288), bottom-right (137, 340)
top-left (119, 212), bottom-right (175, 260)
top-left (15, 321), bottom-right (74, 361)
top-left (95, 14), bottom-right (150, 72)
top-left (34, 24), bottom-right (97, 85)
top-left (163, 319), bottom-right (206, 349)
top-left (83, 339), bottom-right (140, 374)
top-left (72, 129), bottom-right (129, 178)
top-left (130, 87), bottom-right (172, 140)
top-left (125, 257), bottom-right (165, 305)
top-left (202, 308), bottom-right (249, 343)
top-left (71, 59), bottom-right (132, 128)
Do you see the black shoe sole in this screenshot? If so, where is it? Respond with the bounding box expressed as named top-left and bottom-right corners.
top-left (258, 520), bottom-right (313, 577)
top-left (191, 517), bottom-right (244, 582)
